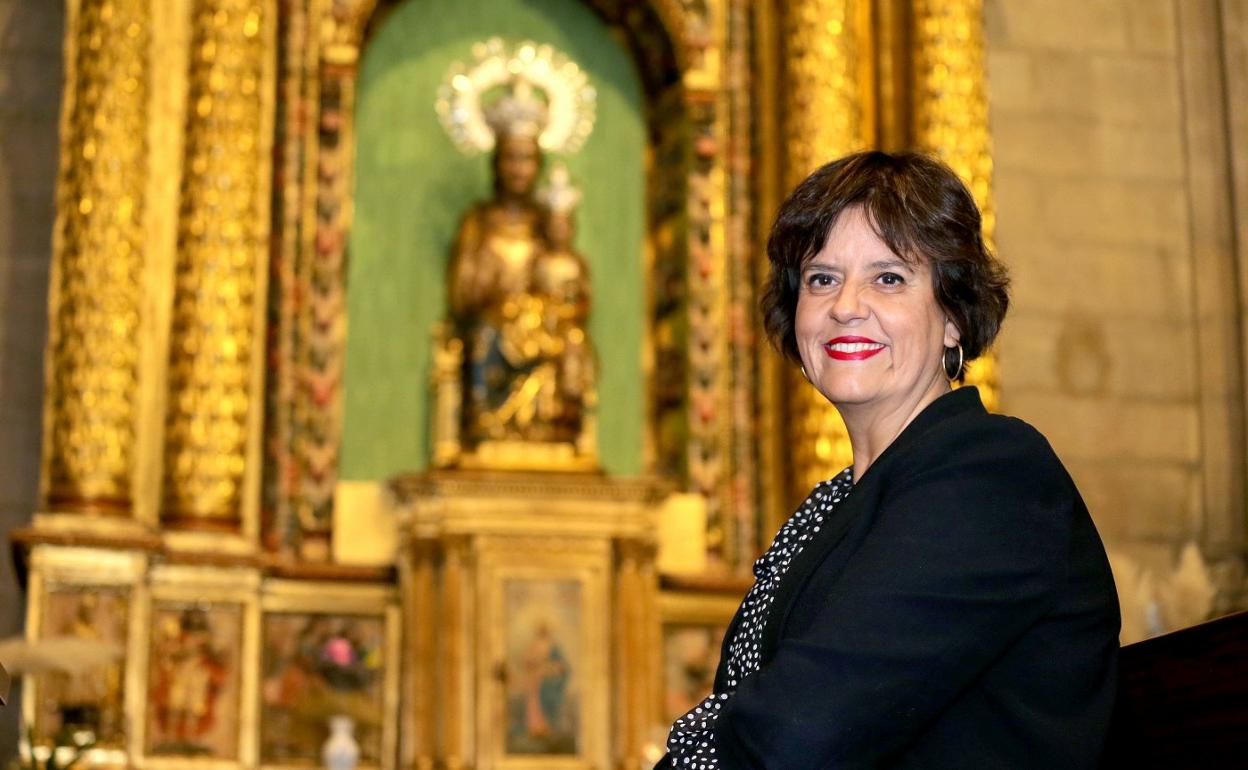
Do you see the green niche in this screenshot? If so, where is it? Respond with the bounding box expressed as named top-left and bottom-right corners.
top-left (341, 0), bottom-right (647, 480)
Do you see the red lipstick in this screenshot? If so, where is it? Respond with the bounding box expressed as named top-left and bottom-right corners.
top-left (823, 336), bottom-right (886, 361)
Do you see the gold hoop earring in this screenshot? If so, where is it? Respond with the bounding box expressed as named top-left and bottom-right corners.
top-left (943, 343), bottom-right (964, 383)
top-left (800, 364), bottom-right (809, 382)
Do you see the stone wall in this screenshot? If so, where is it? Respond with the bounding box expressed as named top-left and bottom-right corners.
top-left (0, 0), bottom-right (62, 756)
top-left (986, 0), bottom-right (1248, 628)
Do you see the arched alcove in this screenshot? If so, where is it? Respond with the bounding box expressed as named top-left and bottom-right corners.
top-left (341, 0), bottom-right (649, 479)
top-left (262, 0), bottom-right (689, 553)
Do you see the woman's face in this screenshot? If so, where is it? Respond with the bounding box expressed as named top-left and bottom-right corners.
top-left (794, 206), bottom-right (959, 415)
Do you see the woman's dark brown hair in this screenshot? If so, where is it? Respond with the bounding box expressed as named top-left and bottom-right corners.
top-left (761, 151), bottom-right (1010, 372)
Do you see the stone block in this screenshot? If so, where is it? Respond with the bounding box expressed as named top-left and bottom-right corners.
top-left (1020, 50), bottom-right (1097, 117)
top-left (1004, 240), bottom-right (1192, 319)
top-left (1062, 459), bottom-right (1198, 543)
top-left (1191, 301), bottom-right (1245, 383)
top-left (1038, 177), bottom-right (1189, 246)
top-left (991, 171), bottom-right (1049, 244)
top-left (0, 356), bottom-right (45, 413)
top-left (992, 116), bottom-right (1184, 181)
top-left (0, 0), bottom-right (63, 56)
top-left (985, 48), bottom-right (1034, 113)
top-left (0, 122), bottom-right (60, 195)
top-left (991, 112), bottom-right (1097, 176)
top-left (997, 314), bottom-right (1059, 391)
top-left (1110, 539), bottom-right (1187, 579)
top-left (0, 257), bottom-right (51, 368)
top-left (0, 326), bottom-right (48, 390)
top-left (1089, 122), bottom-right (1185, 180)
top-left (1098, 318), bottom-right (1199, 400)
top-left (1126, 0), bottom-right (1178, 54)
top-left (0, 49), bottom-right (63, 116)
top-left (1002, 391), bottom-right (1200, 464)
top-left (999, 312), bottom-right (1199, 402)
top-left (1090, 54), bottom-right (1182, 125)
top-left (0, 193), bottom-right (56, 258)
top-left (990, 0), bottom-right (1130, 52)
top-left (0, 412), bottom-right (41, 511)
top-left (1223, 2), bottom-right (1248, 134)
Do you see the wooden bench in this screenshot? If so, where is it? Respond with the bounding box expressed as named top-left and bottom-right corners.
top-left (1105, 610), bottom-right (1248, 768)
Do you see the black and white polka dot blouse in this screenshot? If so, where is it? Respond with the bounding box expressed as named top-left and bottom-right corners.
top-left (665, 468), bottom-right (854, 768)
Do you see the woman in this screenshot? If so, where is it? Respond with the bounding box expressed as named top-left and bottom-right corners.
top-left (659, 152), bottom-right (1119, 768)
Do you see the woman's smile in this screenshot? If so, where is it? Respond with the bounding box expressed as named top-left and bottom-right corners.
top-left (823, 336), bottom-right (886, 360)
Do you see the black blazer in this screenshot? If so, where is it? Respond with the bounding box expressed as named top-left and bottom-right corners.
top-left (658, 386), bottom-right (1120, 769)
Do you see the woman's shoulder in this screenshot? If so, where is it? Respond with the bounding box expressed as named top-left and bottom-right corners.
top-left (873, 409), bottom-right (1083, 556)
top-left (933, 403), bottom-right (1059, 459)
top-left (898, 405), bottom-right (1074, 498)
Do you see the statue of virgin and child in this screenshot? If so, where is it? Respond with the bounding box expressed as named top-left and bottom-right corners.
top-left (432, 70), bottom-right (598, 469)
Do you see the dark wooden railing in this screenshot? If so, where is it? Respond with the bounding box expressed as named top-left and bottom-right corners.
top-left (1105, 610), bottom-right (1248, 768)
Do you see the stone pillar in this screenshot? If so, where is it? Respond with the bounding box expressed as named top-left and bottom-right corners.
top-left (782, 0), bottom-right (873, 500)
top-left (911, 0), bottom-right (1001, 408)
top-left (42, 0), bottom-right (150, 515)
top-left (161, 0), bottom-right (272, 532)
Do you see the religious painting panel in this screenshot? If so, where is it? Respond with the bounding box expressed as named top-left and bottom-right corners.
top-left (259, 612), bottom-right (386, 763)
top-left (661, 623), bottom-right (725, 723)
top-left (140, 565), bottom-right (259, 769)
top-left (21, 546), bottom-right (147, 766)
top-left (145, 602), bottom-right (244, 759)
top-left (657, 588), bottom-right (741, 724)
top-left (259, 581), bottom-right (399, 770)
top-left (501, 578), bottom-right (582, 756)
top-left (476, 537), bottom-right (609, 770)
top-left (34, 587), bottom-right (130, 750)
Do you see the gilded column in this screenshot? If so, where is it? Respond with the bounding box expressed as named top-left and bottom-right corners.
top-left (400, 538), bottom-right (437, 770)
top-left (440, 535), bottom-right (470, 770)
top-left (162, 0), bottom-right (272, 530)
top-left (613, 541), bottom-right (642, 764)
top-left (911, 0), bottom-right (1000, 409)
top-left (614, 538), bottom-right (661, 765)
top-left (782, 0), bottom-right (874, 501)
top-left (42, 0), bottom-right (150, 514)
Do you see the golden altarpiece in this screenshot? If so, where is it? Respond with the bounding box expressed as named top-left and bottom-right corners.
top-left (13, 0), bottom-right (998, 768)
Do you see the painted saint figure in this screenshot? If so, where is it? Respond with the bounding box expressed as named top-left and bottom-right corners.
top-left (508, 619), bottom-right (576, 755)
top-left (149, 608), bottom-right (229, 755)
top-left (522, 622), bottom-right (569, 738)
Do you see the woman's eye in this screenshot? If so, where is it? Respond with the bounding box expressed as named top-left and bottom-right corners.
top-left (878, 272), bottom-right (905, 286)
top-left (805, 273), bottom-right (834, 289)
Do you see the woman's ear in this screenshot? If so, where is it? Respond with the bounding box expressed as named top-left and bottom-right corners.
top-left (943, 316), bottom-right (961, 349)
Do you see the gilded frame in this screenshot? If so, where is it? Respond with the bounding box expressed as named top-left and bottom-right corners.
top-left (263, 0), bottom-right (770, 573)
top-left (22, 546), bottom-right (149, 769)
top-left (656, 588), bottom-right (741, 726)
top-left (135, 565), bottom-right (261, 770)
top-left (473, 536), bottom-right (611, 770)
top-left (257, 580), bottom-right (401, 770)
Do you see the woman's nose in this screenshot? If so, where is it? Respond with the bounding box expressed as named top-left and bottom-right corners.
top-left (829, 283), bottom-right (867, 323)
